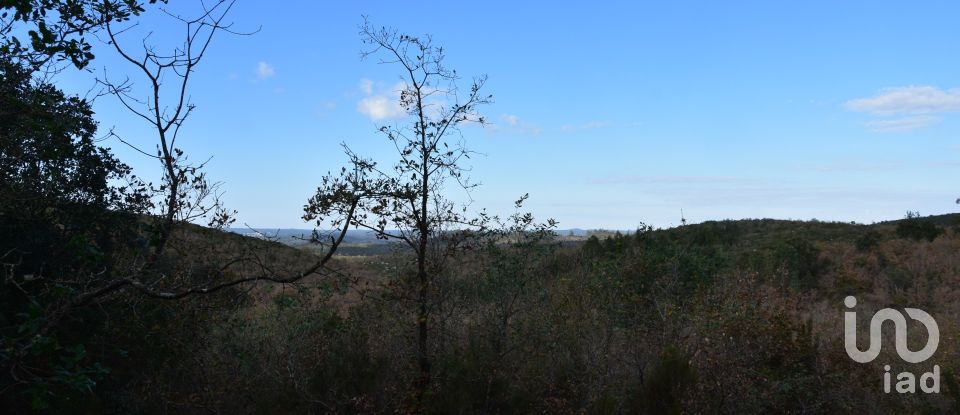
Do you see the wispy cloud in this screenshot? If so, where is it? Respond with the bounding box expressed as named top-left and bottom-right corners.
top-left (314, 100), bottom-right (337, 118)
top-left (359, 79), bottom-right (374, 95)
top-left (588, 174), bottom-right (943, 212)
top-left (589, 175), bottom-right (763, 186)
top-left (864, 115), bottom-right (940, 133)
top-left (846, 86), bottom-right (960, 115)
top-left (801, 159), bottom-right (903, 172)
top-left (492, 114), bottom-right (541, 135)
top-left (845, 86), bottom-right (959, 132)
top-left (561, 120), bottom-right (611, 132)
top-left (256, 61), bottom-right (275, 79)
top-left (357, 80), bottom-right (406, 121)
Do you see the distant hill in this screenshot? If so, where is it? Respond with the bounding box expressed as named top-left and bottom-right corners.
top-left (227, 228), bottom-right (380, 246)
top-left (877, 212), bottom-right (960, 226)
top-left (228, 227), bottom-right (597, 246)
top-left (227, 213), bottom-right (960, 255)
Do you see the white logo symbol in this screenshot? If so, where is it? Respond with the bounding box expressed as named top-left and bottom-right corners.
top-left (844, 295), bottom-right (938, 363)
top-left (844, 295), bottom-right (940, 394)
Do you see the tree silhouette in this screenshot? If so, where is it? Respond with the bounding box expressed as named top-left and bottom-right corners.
top-left (1, 0), bottom-right (166, 71)
top-left (0, 3), bottom-right (356, 406)
top-left (0, 51), bottom-right (155, 408)
top-left (304, 18), bottom-right (493, 409)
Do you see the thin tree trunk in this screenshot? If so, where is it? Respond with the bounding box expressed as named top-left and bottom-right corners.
top-left (414, 89), bottom-right (431, 411)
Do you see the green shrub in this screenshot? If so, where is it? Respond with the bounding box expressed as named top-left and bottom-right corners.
top-left (855, 230), bottom-right (882, 252)
top-left (772, 237), bottom-right (827, 288)
top-left (638, 346), bottom-right (696, 415)
top-left (896, 212), bottom-right (944, 242)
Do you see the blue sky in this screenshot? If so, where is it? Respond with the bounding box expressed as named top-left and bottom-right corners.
top-left (57, 0), bottom-right (960, 229)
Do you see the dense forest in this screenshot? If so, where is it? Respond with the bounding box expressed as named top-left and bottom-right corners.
top-left (2, 1), bottom-right (959, 414)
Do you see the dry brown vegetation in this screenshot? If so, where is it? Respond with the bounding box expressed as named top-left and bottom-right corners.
top-left (65, 214), bottom-right (960, 414)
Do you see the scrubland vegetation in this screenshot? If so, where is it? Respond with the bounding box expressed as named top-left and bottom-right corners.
top-left (3, 1), bottom-right (959, 413)
top-left (7, 208), bottom-right (960, 413)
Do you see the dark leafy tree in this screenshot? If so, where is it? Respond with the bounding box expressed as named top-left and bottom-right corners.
top-left (0, 0), bottom-right (166, 70)
top-left (0, 53), bottom-right (150, 410)
top-left (855, 229), bottom-right (882, 252)
top-left (639, 346), bottom-right (696, 415)
top-left (896, 211), bottom-right (943, 242)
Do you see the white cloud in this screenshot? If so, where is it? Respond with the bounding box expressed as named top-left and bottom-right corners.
top-left (845, 86), bottom-right (960, 132)
top-left (864, 115), bottom-right (941, 133)
top-left (846, 86), bottom-right (960, 115)
top-left (256, 61), bottom-right (275, 79)
top-left (358, 95), bottom-right (405, 120)
top-left (357, 81), bottom-right (407, 121)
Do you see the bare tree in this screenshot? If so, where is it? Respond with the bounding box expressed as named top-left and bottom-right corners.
top-left (304, 19), bottom-right (492, 409)
top-left (100, 0), bottom-right (242, 256)
top-left (83, 0), bottom-right (361, 311)
top-left (2, 1), bottom-right (358, 395)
